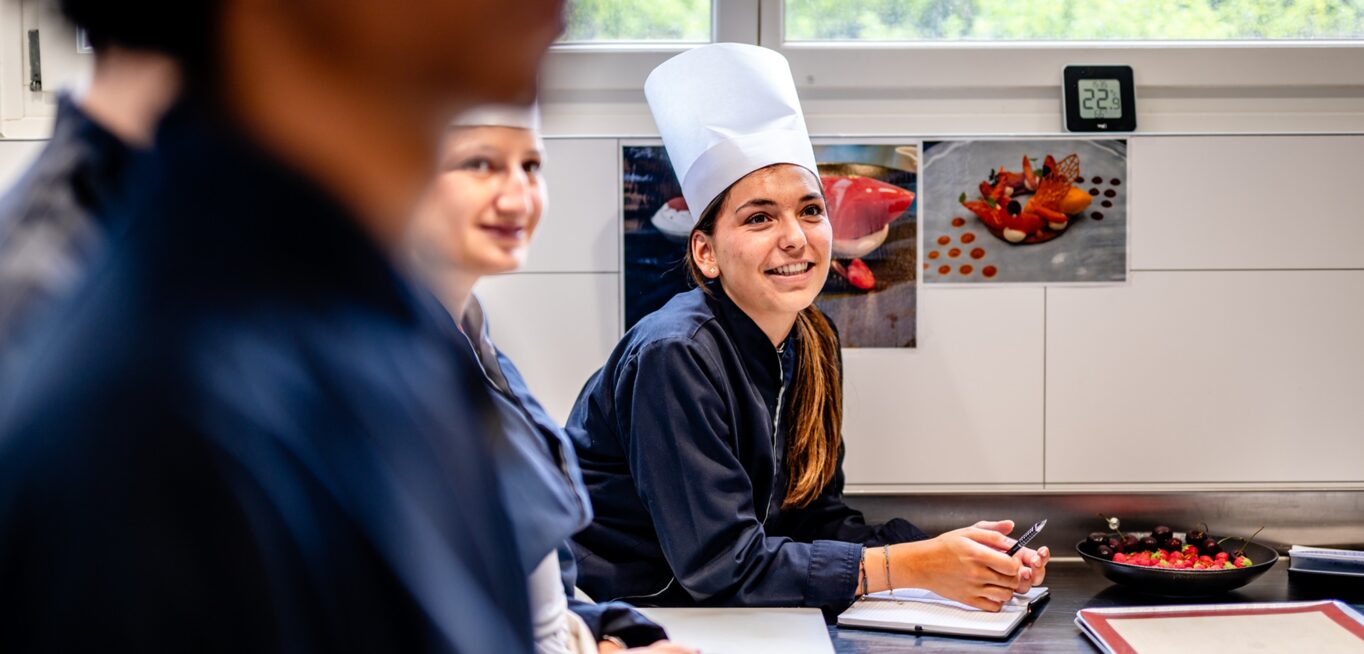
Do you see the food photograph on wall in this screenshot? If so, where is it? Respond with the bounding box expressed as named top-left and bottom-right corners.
top-left (920, 139), bottom-right (1128, 285)
top-left (622, 142), bottom-right (919, 348)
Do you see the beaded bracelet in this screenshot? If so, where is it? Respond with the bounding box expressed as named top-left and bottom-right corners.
top-left (883, 543), bottom-right (894, 598)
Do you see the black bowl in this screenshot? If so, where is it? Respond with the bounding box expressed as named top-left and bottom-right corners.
top-left (1076, 533), bottom-right (1279, 597)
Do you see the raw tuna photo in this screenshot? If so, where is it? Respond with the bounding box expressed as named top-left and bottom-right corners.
top-left (622, 143), bottom-right (919, 348)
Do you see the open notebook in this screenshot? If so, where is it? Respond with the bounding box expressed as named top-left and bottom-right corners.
top-left (837, 587), bottom-right (1049, 639)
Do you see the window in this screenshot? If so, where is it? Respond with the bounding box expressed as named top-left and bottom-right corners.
top-left (784, 0), bottom-right (1364, 42)
top-left (540, 0), bottom-right (1364, 135)
top-left (561, 0), bottom-right (713, 43)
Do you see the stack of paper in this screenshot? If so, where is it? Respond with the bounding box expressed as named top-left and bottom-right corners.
top-left (1289, 545), bottom-right (1364, 579)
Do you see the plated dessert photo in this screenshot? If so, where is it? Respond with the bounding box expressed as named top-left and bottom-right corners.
top-left (922, 139), bottom-right (1128, 285)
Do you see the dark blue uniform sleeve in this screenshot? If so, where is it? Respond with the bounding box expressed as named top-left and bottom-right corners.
top-left (566, 598), bottom-right (669, 648)
top-left (616, 338), bottom-right (861, 612)
top-left (769, 444), bottom-right (930, 546)
top-left (558, 543), bottom-right (668, 647)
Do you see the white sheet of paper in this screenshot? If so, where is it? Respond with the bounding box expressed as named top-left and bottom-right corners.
top-left (638, 607), bottom-right (835, 654)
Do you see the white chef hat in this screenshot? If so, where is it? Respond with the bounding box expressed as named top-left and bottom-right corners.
top-left (451, 103), bottom-right (541, 131)
top-left (645, 43), bottom-right (818, 223)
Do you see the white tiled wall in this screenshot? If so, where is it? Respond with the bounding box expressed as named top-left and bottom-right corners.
top-left (1047, 270), bottom-right (1364, 483)
top-left (475, 272), bottom-right (620, 425)
top-left (1131, 136), bottom-right (1364, 270)
top-left (842, 286), bottom-right (1044, 485)
top-left (0, 140), bottom-right (45, 190)
top-left (522, 139), bottom-right (621, 274)
top-left (477, 134), bottom-right (1364, 489)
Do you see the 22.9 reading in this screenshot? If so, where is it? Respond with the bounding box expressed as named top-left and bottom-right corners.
top-left (1078, 79), bottom-right (1122, 119)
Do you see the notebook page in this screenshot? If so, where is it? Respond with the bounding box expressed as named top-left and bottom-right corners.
top-left (862, 587), bottom-right (1047, 607)
top-left (839, 588), bottom-right (1046, 637)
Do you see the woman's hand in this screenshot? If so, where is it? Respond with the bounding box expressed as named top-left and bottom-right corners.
top-left (968, 519), bottom-right (1051, 593)
top-left (598, 639), bottom-right (698, 654)
top-left (890, 521), bottom-right (1023, 612)
top-left (960, 520), bottom-right (1052, 595)
top-left (1011, 541), bottom-right (1050, 593)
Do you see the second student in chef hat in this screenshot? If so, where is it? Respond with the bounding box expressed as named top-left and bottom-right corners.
top-left (406, 105), bottom-right (690, 653)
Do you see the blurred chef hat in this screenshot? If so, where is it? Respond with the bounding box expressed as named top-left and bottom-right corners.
top-left (644, 43), bottom-right (817, 222)
top-left (452, 103), bottom-right (541, 131)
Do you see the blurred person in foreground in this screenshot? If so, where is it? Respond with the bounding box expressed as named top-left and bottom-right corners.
top-left (406, 106), bottom-right (692, 654)
top-left (0, 0), bottom-right (179, 366)
top-left (0, 0), bottom-right (564, 651)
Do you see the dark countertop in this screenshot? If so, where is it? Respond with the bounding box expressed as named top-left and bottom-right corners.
top-left (828, 559), bottom-right (1364, 653)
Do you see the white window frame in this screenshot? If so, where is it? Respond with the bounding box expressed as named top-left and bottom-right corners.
top-left (539, 0), bottom-right (761, 135)
top-left (540, 0), bottom-right (1364, 135)
top-left (0, 0), bottom-right (92, 139)
top-left (763, 0), bottom-right (1364, 90)
top-left (542, 0), bottom-right (760, 94)
top-left (764, 0), bottom-right (1364, 134)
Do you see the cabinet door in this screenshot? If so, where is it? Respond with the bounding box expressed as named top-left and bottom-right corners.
top-left (0, 0), bottom-right (93, 138)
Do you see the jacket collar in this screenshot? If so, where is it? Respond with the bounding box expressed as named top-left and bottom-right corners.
top-left (56, 94), bottom-right (133, 227)
top-left (706, 282), bottom-right (797, 395)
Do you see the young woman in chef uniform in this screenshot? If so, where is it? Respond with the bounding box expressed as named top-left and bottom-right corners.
top-left (567, 44), bottom-right (1049, 617)
top-left (406, 106), bottom-right (694, 654)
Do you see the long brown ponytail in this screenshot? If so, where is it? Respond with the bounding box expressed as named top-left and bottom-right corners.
top-left (684, 175), bottom-right (843, 509)
top-left (782, 305), bottom-right (842, 508)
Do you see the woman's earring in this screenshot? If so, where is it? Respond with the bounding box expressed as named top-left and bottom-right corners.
top-left (709, 267), bottom-right (718, 276)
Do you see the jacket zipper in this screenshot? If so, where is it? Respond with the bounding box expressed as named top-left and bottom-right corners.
top-left (766, 347), bottom-right (785, 526)
top-left (616, 347), bottom-right (787, 602)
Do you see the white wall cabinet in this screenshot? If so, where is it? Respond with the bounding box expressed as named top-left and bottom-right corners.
top-left (841, 286), bottom-right (1045, 487)
top-left (1047, 271), bottom-right (1364, 484)
top-left (523, 139), bottom-right (621, 274)
top-left (0, 0), bottom-right (91, 139)
top-left (474, 271), bottom-right (620, 426)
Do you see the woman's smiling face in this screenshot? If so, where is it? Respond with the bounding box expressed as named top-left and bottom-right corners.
top-left (692, 164), bottom-right (832, 324)
top-left (410, 125), bottom-right (545, 275)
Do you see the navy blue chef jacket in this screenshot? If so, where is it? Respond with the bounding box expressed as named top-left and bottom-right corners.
top-left (0, 102), bottom-right (532, 653)
top-left (461, 297), bottom-right (593, 571)
top-left (461, 299), bottom-right (667, 647)
top-left (0, 95), bottom-right (131, 366)
top-left (568, 284), bottom-right (928, 619)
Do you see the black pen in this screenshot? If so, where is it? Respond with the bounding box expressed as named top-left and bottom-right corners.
top-left (1006, 519), bottom-right (1047, 557)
